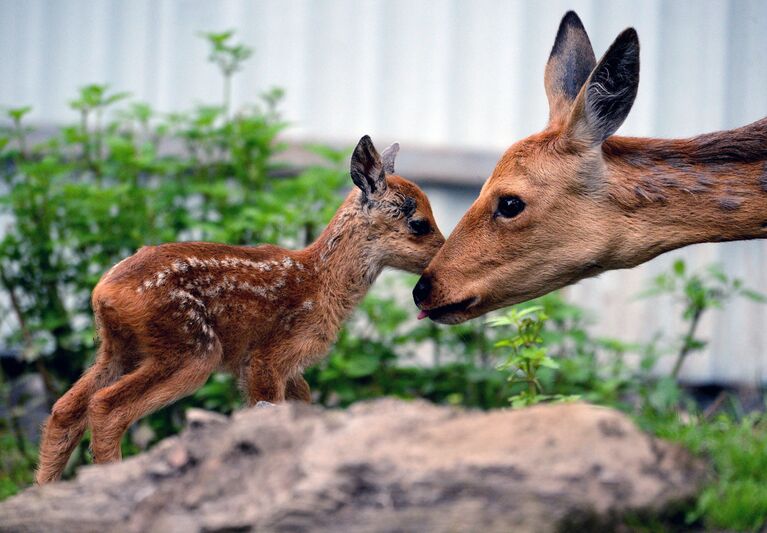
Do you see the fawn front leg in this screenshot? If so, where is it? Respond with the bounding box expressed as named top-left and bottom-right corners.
top-left (244, 358), bottom-right (287, 406)
top-left (245, 337), bottom-right (326, 405)
top-left (285, 374), bottom-right (312, 403)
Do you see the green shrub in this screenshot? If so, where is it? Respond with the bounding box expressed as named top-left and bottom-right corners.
top-left (647, 412), bottom-right (767, 531)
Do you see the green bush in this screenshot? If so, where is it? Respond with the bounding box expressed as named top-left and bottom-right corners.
top-left (647, 412), bottom-right (767, 531)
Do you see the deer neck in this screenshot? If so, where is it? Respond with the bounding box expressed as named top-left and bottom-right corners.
top-left (603, 119), bottom-right (767, 267)
top-left (302, 195), bottom-right (383, 328)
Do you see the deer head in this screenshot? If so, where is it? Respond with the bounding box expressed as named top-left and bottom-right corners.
top-left (414, 11), bottom-right (767, 324)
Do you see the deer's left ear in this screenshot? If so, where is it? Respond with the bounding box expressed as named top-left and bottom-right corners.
top-left (567, 28), bottom-right (640, 145)
top-left (350, 135), bottom-right (387, 199)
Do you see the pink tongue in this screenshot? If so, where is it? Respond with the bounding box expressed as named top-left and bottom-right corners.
top-left (417, 310), bottom-right (429, 320)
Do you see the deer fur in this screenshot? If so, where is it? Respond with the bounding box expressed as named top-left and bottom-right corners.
top-left (414, 11), bottom-right (767, 324)
top-left (36, 136), bottom-right (444, 484)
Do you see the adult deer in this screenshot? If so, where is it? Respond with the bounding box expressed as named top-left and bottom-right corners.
top-left (37, 136), bottom-right (444, 484)
top-left (414, 11), bottom-right (767, 324)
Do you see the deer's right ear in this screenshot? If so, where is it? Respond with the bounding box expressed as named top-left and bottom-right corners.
top-left (351, 135), bottom-right (387, 200)
top-left (544, 11), bottom-right (596, 127)
top-left (381, 142), bottom-right (400, 174)
top-left (566, 28), bottom-right (640, 146)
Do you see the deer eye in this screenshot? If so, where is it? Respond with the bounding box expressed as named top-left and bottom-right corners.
top-left (408, 219), bottom-right (431, 236)
top-left (496, 196), bottom-right (526, 218)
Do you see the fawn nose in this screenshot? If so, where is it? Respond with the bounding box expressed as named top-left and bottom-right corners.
top-left (413, 274), bottom-right (432, 306)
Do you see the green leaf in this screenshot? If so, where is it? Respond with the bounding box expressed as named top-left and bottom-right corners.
top-left (342, 353), bottom-right (381, 378)
top-left (7, 106), bottom-right (32, 122)
top-left (673, 259), bottom-right (686, 276)
top-left (741, 289), bottom-right (767, 303)
top-left (539, 356), bottom-right (559, 369)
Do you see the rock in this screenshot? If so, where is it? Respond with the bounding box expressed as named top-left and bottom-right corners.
top-left (0, 399), bottom-right (705, 533)
top-left (184, 407), bottom-right (229, 429)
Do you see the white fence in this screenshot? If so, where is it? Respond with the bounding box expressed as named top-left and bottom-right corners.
top-left (1, 0), bottom-right (766, 383)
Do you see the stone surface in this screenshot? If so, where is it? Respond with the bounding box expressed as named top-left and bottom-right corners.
top-left (0, 399), bottom-right (706, 533)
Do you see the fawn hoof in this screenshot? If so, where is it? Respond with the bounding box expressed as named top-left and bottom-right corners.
top-left (256, 401), bottom-right (276, 409)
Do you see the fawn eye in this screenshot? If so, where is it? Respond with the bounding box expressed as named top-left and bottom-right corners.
top-left (495, 196), bottom-right (526, 218)
top-left (408, 219), bottom-right (431, 236)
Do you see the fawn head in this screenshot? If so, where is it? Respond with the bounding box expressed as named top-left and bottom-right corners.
top-left (414, 12), bottom-right (641, 323)
top-left (349, 136), bottom-right (445, 274)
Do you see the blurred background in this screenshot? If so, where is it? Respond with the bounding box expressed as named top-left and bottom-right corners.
top-left (0, 1), bottom-right (766, 521)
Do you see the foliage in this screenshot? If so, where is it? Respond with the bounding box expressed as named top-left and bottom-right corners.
top-left (490, 305), bottom-right (577, 407)
top-left (641, 259), bottom-right (767, 379)
top-left (200, 30), bottom-right (253, 116)
top-left (646, 411), bottom-right (767, 531)
top-left (0, 375), bottom-right (37, 500)
top-left (0, 430), bottom-right (36, 501)
top-left (485, 262), bottom-right (767, 531)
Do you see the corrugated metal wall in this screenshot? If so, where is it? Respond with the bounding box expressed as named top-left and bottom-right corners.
top-left (1, 0), bottom-right (766, 383)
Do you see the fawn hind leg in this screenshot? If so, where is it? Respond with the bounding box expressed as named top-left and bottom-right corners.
top-left (36, 344), bottom-right (122, 484)
top-left (88, 342), bottom-right (221, 464)
top-left (36, 361), bottom-right (112, 484)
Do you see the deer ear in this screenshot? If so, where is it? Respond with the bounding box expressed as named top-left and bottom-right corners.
top-left (567, 28), bottom-right (640, 145)
top-left (381, 142), bottom-right (400, 174)
top-left (350, 135), bottom-right (387, 199)
top-left (544, 11), bottom-right (596, 126)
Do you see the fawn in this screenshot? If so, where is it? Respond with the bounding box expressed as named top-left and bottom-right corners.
top-left (414, 11), bottom-right (767, 324)
top-left (36, 136), bottom-right (444, 484)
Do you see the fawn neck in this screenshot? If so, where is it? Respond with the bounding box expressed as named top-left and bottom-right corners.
top-left (603, 119), bottom-right (767, 267)
top-left (303, 194), bottom-right (383, 328)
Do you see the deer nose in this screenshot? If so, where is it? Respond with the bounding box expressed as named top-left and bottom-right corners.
top-left (413, 274), bottom-right (432, 306)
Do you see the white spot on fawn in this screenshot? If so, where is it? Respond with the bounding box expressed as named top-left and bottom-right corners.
top-left (138, 253), bottom-right (299, 299)
top-left (169, 289), bottom-right (205, 308)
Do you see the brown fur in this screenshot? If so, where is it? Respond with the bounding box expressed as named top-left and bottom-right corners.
top-left (415, 12), bottom-right (767, 324)
top-left (36, 138), bottom-right (444, 484)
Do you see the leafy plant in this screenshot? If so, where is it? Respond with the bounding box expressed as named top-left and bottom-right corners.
top-left (641, 259), bottom-right (767, 379)
top-left (200, 30), bottom-right (253, 116)
top-left (490, 305), bottom-right (577, 407)
top-left (646, 410), bottom-right (767, 531)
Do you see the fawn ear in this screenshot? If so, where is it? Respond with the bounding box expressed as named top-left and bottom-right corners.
top-left (381, 142), bottom-right (400, 174)
top-left (566, 28), bottom-right (640, 145)
top-left (350, 135), bottom-right (387, 199)
top-left (544, 11), bottom-right (596, 127)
